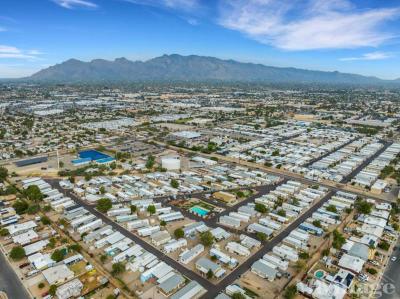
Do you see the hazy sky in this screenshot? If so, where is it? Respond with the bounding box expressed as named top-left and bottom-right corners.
top-left (1, 0), bottom-right (400, 79)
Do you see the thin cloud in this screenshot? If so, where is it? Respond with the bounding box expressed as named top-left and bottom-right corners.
top-left (52, 0), bottom-right (98, 9)
top-left (0, 45), bottom-right (42, 60)
top-left (219, 0), bottom-right (400, 50)
top-left (27, 50), bottom-right (45, 55)
top-left (0, 45), bottom-right (20, 54)
top-left (185, 17), bottom-right (199, 25)
top-left (340, 51), bottom-right (394, 61)
top-left (122, 0), bottom-right (199, 12)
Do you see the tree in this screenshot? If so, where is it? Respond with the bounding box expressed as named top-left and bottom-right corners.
top-left (366, 268), bottom-right (378, 275)
top-left (378, 240), bottom-right (390, 251)
top-left (232, 293), bottom-right (246, 299)
top-left (49, 285), bottom-right (57, 296)
top-left (51, 249), bottom-right (66, 262)
top-left (312, 220), bottom-right (322, 228)
top-left (326, 205), bottom-right (338, 213)
top-left (0, 228), bottom-right (9, 236)
top-left (272, 149), bottom-right (280, 156)
top-left (97, 198), bottom-right (112, 213)
top-left (68, 244), bottom-right (82, 252)
top-left (145, 155), bottom-right (155, 169)
top-left (256, 232), bottom-right (267, 242)
top-left (100, 254), bottom-right (107, 263)
top-left (277, 209), bottom-right (286, 217)
top-left (200, 231), bottom-right (214, 246)
top-left (332, 229), bottom-right (346, 249)
top-left (24, 185), bottom-right (43, 202)
top-left (236, 190), bottom-right (245, 198)
top-left (206, 269), bottom-right (214, 279)
top-left (170, 179), bottom-right (179, 189)
top-left (130, 205), bottom-right (137, 213)
top-left (0, 167), bottom-right (8, 182)
top-left (47, 238), bottom-right (56, 249)
top-left (160, 220), bottom-right (167, 226)
top-left (99, 186), bottom-right (106, 194)
top-left (147, 205), bottom-right (156, 215)
top-left (174, 228), bottom-right (184, 239)
top-left (13, 200), bottom-right (29, 215)
top-left (38, 282), bottom-right (45, 289)
top-left (27, 204), bottom-right (40, 214)
top-left (255, 203), bottom-right (267, 214)
top-left (10, 246), bottom-right (25, 260)
top-left (111, 262), bottom-right (125, 276)
top-left (41, 216), bottom-right (51, 225)
top-left (299, 252), bottom-right (310, 259)
top-left (355, 199), bottom-right (372, 215)
top-left (84, 173), bottom-right (92, 181)
top-left (283, 285), bottom-right (297, 299)
top-left (43, 205), bottom-right (51, 212)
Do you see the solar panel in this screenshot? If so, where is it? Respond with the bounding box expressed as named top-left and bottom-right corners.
top-left (15, 156), bottom-right (48, 167)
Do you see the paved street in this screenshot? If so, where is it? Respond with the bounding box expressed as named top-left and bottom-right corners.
top-left (40, 141), bottom-right (400, 299)
top-left (200, 190), bottom-right (334, 299)
top-left (46, 179), bottom-right (215, 291)
top-left (0, 250), bottom-right (31, 299)
top-left (161, 141), bottom-right (396, 204)
top-left (341, 140), bottom-right (392, 183)
top-left (380, 240), bottom-right (400, 299)
top-left (46, 178), bottom-right (334, 298)
top-left (303, 136), bottom-right (361, 168)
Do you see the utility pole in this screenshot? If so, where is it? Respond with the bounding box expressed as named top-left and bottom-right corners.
top-left (57, 150), bottom-right (60, 170)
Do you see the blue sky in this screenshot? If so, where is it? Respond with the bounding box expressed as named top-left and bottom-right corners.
top-left (1, 0), bottom-right (400, 79)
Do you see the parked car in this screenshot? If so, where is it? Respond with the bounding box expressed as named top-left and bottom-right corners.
top-left (18, 262), bottom-right (30, 269)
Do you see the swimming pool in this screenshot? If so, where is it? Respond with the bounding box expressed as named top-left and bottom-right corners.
top-left (72, 150), bottom-right (115, 165)
top-left (190, 206), bottom-right (210, 217)
top-left (314, 270), bottom-right (326, 279)
top-left (79, 150), bottom-right (111, 161)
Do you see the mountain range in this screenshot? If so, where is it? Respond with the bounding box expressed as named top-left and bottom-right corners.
top-left (27, 54), bottom-right (400, 85)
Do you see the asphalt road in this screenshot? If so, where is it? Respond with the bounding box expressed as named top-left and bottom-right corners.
top-left (161, 141), bottom-right (395, 204)
top-left (303, 136), bottom-right (361, 168)
top-left (200, 190), bottom-right (334, 299)
top-left (379, 240), bottom-right (400, 299)
top-left (46, 168), bottom-right (394, 299)
top-left (46, 178), bottom-right (333, 298)
top-left (47, 180), bottom-right (333, 299)
top-left (0, 250), bottom-right (31, 299)
top-left (46, 179), bottom-right (215, 291)
top-left (341, 141), bottom-right (392, 184)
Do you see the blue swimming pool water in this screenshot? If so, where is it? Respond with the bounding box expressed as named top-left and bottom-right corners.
top-left (79, 150), bottom-right (111, 161)
top-left (72, 150), bottom-right (115, 165)
top-left (315, 270), bottom-right (325, 279)
top-left (190, 206), bottom-right (210, 216)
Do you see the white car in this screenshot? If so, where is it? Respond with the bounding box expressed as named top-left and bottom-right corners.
top-left (391, 256), bottom-right (397, 262)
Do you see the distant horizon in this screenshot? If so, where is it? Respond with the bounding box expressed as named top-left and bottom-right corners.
top-left (2, 53), bottom-right (398, 81)
top-left (1, 0), bottom-right (400, 79)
